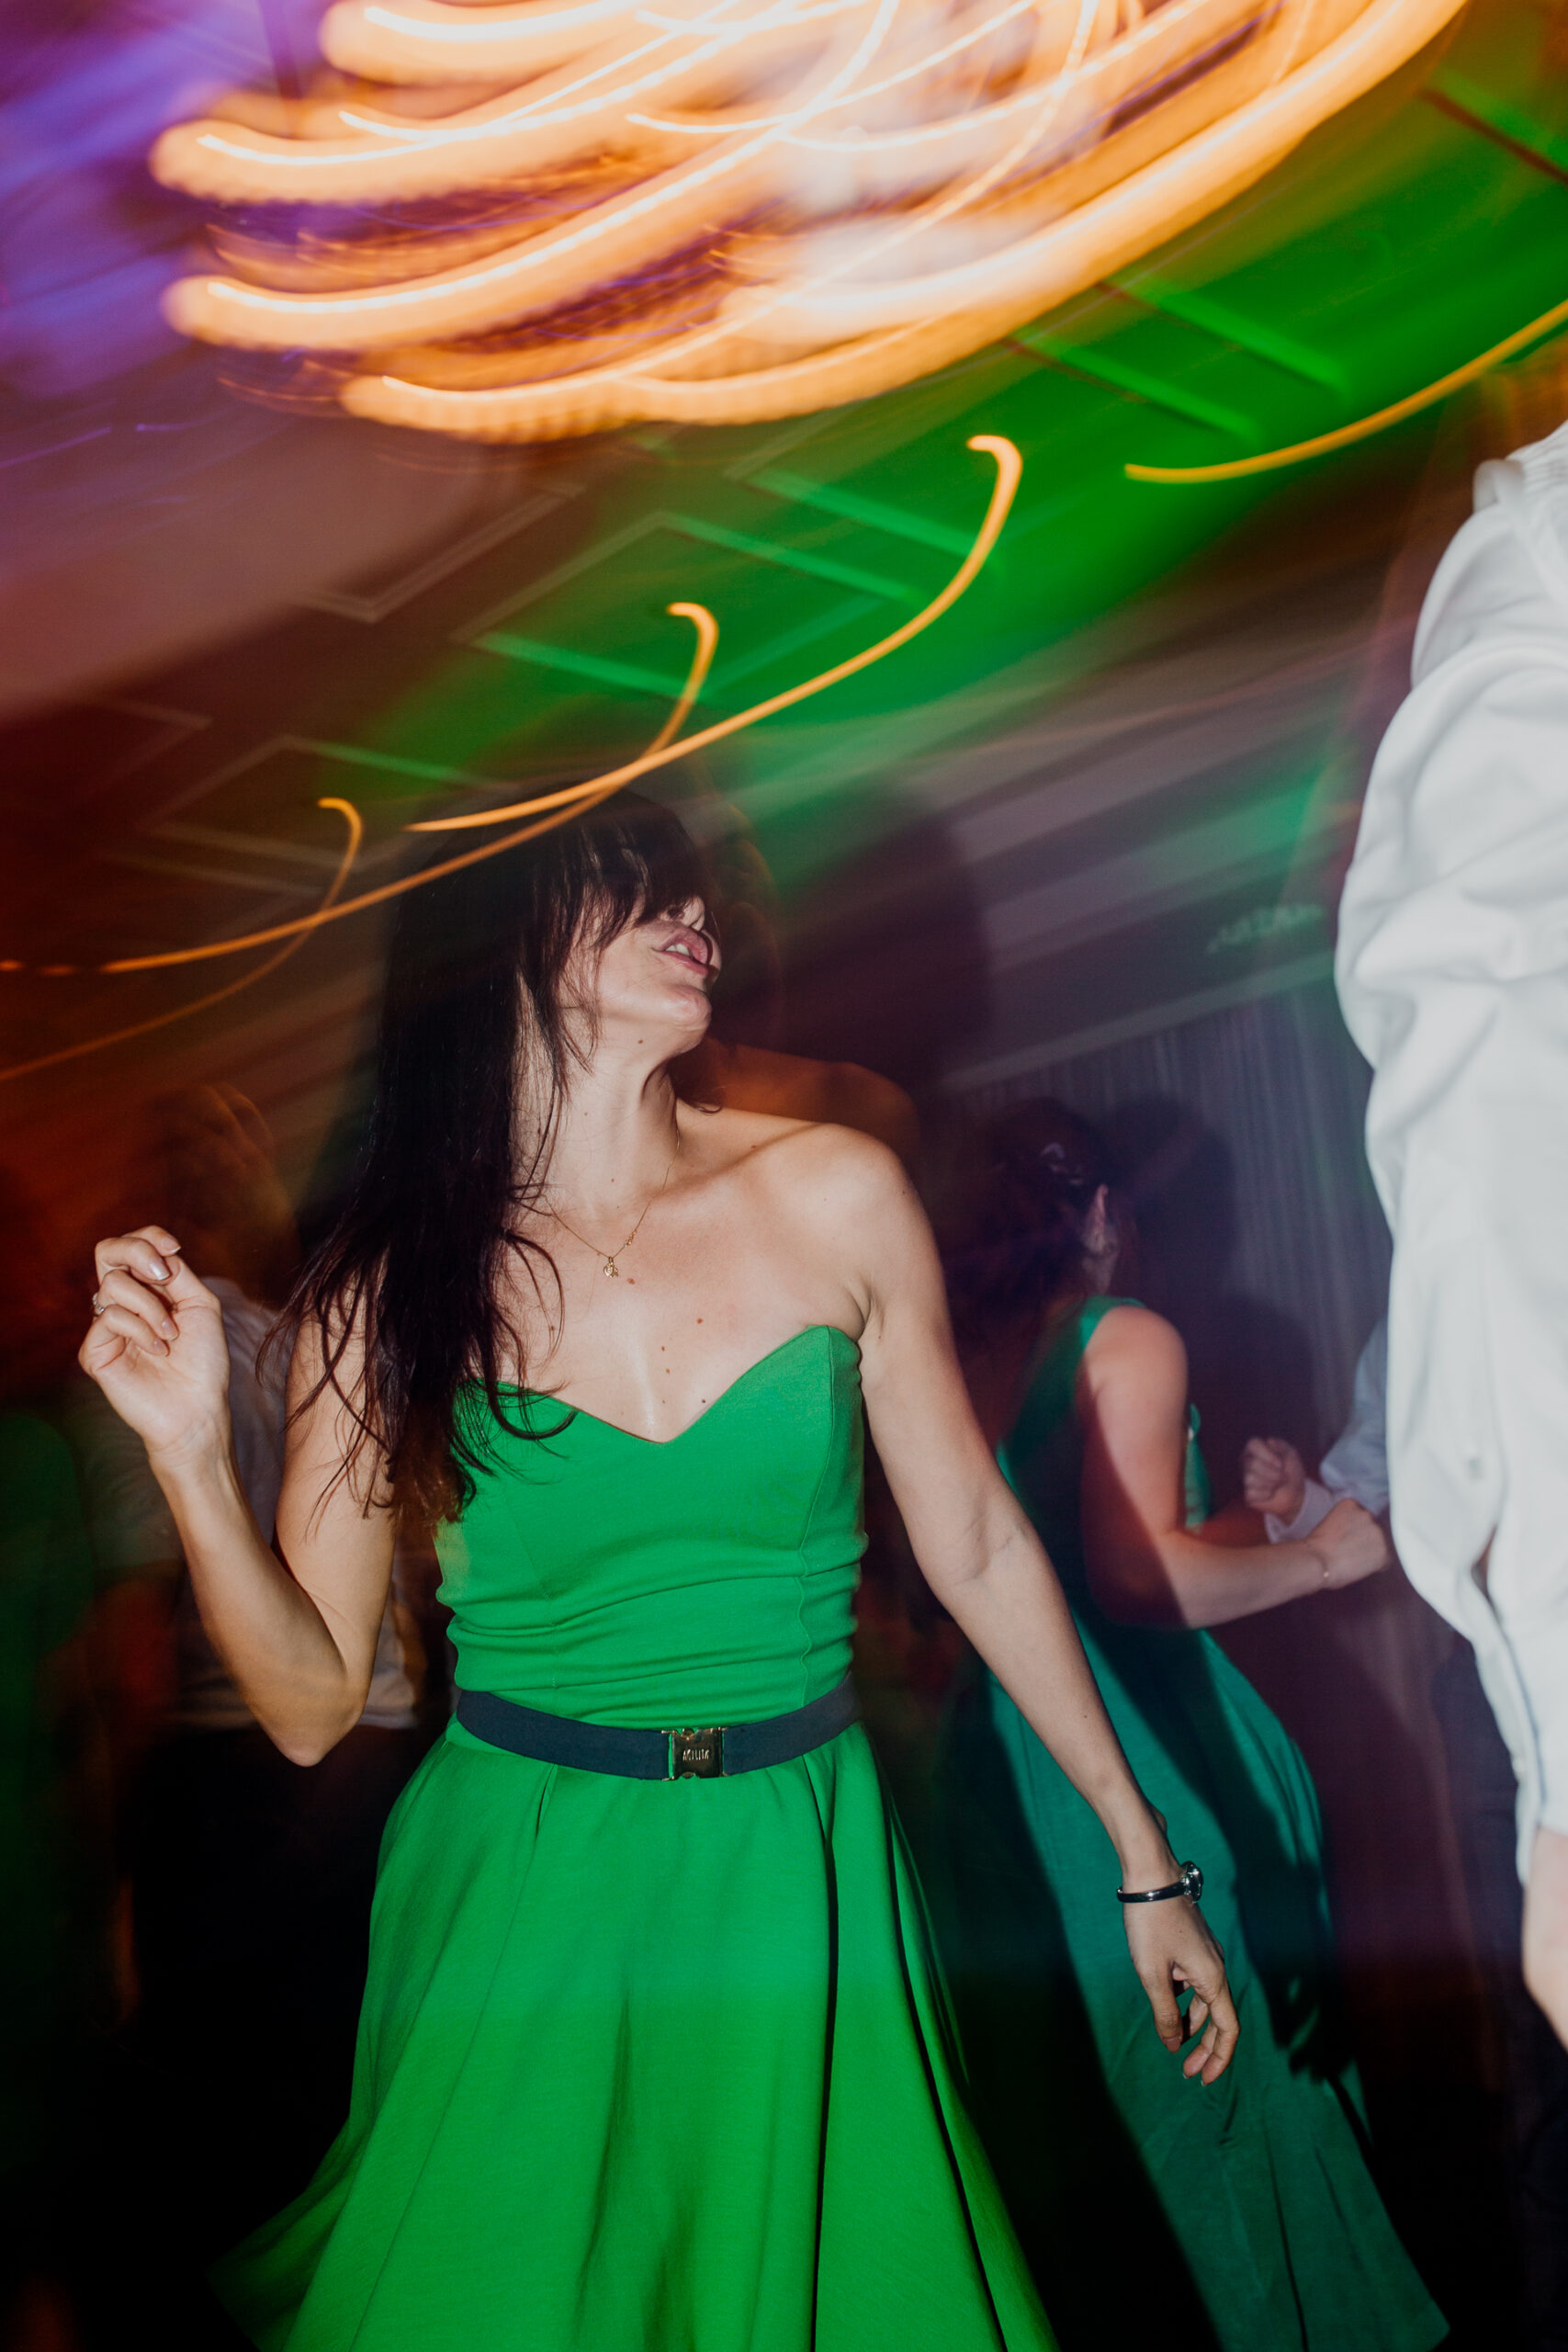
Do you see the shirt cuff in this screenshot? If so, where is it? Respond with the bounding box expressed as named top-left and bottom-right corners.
top-left (1265, 1478), bottom-right (1336, 1545)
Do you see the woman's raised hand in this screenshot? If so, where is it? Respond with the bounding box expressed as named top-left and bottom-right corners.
top-left (1307, 1497), bottom-right (1391, 1589)
top-left (1122, 1892), bottom-right (1239, 2085)
top-left (79, 1226), bottom-right (232, 1467)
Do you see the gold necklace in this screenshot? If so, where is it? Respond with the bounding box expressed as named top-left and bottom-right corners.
top-left (548, 1133), bottom-right (680, 1279)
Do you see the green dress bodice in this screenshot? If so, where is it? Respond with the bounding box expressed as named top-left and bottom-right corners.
top-left (998, 1295), bottom-right (1211, 1574)
top-left (437, 1325), bottom-right (863, 1724)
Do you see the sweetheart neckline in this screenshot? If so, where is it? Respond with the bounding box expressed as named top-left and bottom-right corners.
top-left (493, 1323), bottom-right (859, 1449)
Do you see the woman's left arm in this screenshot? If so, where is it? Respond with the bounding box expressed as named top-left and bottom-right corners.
top-left (1077, 1307), bottom-right (1388, 1629)
top-left (837, 1141), bottom-right (1239, 2082)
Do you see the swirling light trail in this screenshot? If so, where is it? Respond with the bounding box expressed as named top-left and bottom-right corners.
top-left (0, 799), bottom-right (365, 1088)
top-left (0, 603), bottom-right (717, 1083)
top-left (649, 601), bottom-right (721, 747)
top-left (149, 0), bottom-right (1461, 436)
top-left (0, 437), bottom-right (1016, 1063)
top-left (410, 429), bottom-right (1021, 828)
top-left (344, 0), bottom-right (1465, 435)
top-left (1125, 290), bottom-right (1568, 483)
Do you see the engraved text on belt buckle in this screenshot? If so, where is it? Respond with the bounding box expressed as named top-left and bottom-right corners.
top-left (669, 1725), bottom-right (725, 1778)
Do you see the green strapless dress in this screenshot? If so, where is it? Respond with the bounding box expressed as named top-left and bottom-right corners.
top-left (215, 1327), bottom-right (1053, 2352)
top-left (936, 1299), bottom-right (1445, 2352)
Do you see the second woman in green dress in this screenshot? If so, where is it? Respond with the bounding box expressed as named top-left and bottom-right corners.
top-left (938, 1100), bottom-right (1446, 2352)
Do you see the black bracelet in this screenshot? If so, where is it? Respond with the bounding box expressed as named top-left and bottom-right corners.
top-left (1118, 1860), bottom-right (1203, 1905)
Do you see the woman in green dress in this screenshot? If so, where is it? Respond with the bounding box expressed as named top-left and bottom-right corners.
top-left (78, 796), bottom-right (1235, 2352)
top-left (938, 1100), bottom-right (1446, 2352)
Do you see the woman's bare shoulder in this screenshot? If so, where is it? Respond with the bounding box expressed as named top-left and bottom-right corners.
top-left (682, 1099), bottom-right (812, 1157)
top-left (689, 1102), bottom-right (907, 1197)
top-left (1080, 1301), bottom-right (1187, 1387)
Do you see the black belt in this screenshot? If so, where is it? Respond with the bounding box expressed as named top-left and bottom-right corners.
top-left (455, 1677), bottom-right (859, 1781)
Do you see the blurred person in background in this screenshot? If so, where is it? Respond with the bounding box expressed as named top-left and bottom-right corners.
top-left (1337, 376), bottom-right (1568, 2061)
top-left (67, 1086), bottom-right (431, 2307)
top-left (0, 1170), bottom-right (113, 2352)
top-left (936, 1100), bottom-right (1441, 2352)
top-left (677, 814), bottom-right (919, 1165)
top-left (1246, 1324), bottom-right (1568, 2349)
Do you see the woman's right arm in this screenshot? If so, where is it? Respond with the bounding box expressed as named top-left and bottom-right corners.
top-left (80, 1226), bottom-right (395, 1764)
top-left (1079, 1306), bottom-right (1388, 1630)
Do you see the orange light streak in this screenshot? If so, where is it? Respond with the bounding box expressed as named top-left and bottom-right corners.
top-left (0, 799), bottom-right (364, 1088)
top-left (325, 0), bottom-right (649, 82)
top-left (151, 0), bottom-right (1452, 429)
top-left (160, 0), bottom-right (905, 345)
top-left (720, 0), bottom-right (1449, 345)
top-left (344, 0), bottom-right (1461, 435)
top-left (649, 601), bottom-right (720, 750)
top-left (347, 0), bottom-right (1103, 427)
top-left (0, 616), bottom-right (716, 1084)
top-left (695, 0), bottom-right (1104, 356)
top-left (6, 441), bottom-right (1014, 1009)
top-left (1126, 292), bottom-right (1568, 483)
top-left (631, 0), bottom-right (1048, 136)
top-left (171, 0), bottom-right (877, 182)
top-left (410, 433), bottom-right (1019, 831)
top-left (319, 0), bottom-right (832, 84)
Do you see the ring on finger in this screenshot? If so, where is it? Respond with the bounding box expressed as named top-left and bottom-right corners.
top-left (91, 1264), bottom-right (130, 1319)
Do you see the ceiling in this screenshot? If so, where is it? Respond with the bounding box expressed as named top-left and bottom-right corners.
top-left (4, 0), bottom-right (1565, 1234)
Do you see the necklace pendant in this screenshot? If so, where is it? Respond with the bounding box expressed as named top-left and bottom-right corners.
top-left (603, 1257), bottom-right (619, 1279)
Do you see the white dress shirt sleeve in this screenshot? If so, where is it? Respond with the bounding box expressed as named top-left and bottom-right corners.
top-left (1337, 419), bottom-right (1568, 1873)
top-left (1318, 1316), bottom-right (1391, 1519)
top-left (1265, 1478), bottom-right (1337, 1545)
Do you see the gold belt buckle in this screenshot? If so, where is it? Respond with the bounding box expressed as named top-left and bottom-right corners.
top-left (669, 1725), bottom-right (725, 1778)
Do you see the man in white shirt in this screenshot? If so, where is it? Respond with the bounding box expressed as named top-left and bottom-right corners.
top-left (1334, 403), bottom-right (1568, 2048)
top-left (1246, 1325), bottom-right (1568, 2346)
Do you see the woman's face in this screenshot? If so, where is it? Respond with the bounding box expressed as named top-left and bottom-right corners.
top-left (570, 895), bottom-right (718, 1052)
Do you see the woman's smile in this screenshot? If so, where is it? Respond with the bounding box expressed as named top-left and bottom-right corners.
top-left (656, 922), bottom-right (715, 978)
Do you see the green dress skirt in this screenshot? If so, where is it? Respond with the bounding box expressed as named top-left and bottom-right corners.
top-left (214, 1328), bottom-right (1054, 2352)
top-left (937, 1298), bottom-right (1445, 2352)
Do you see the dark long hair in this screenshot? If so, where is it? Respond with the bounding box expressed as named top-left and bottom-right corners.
top-left (944, 1098), bottom-right (1128, 1348)
top-left (287, 791), bottom-right (711, 1527)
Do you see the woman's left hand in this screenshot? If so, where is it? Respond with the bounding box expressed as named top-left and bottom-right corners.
top-left (1121, 1894), bottom-right (1238, 2083)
